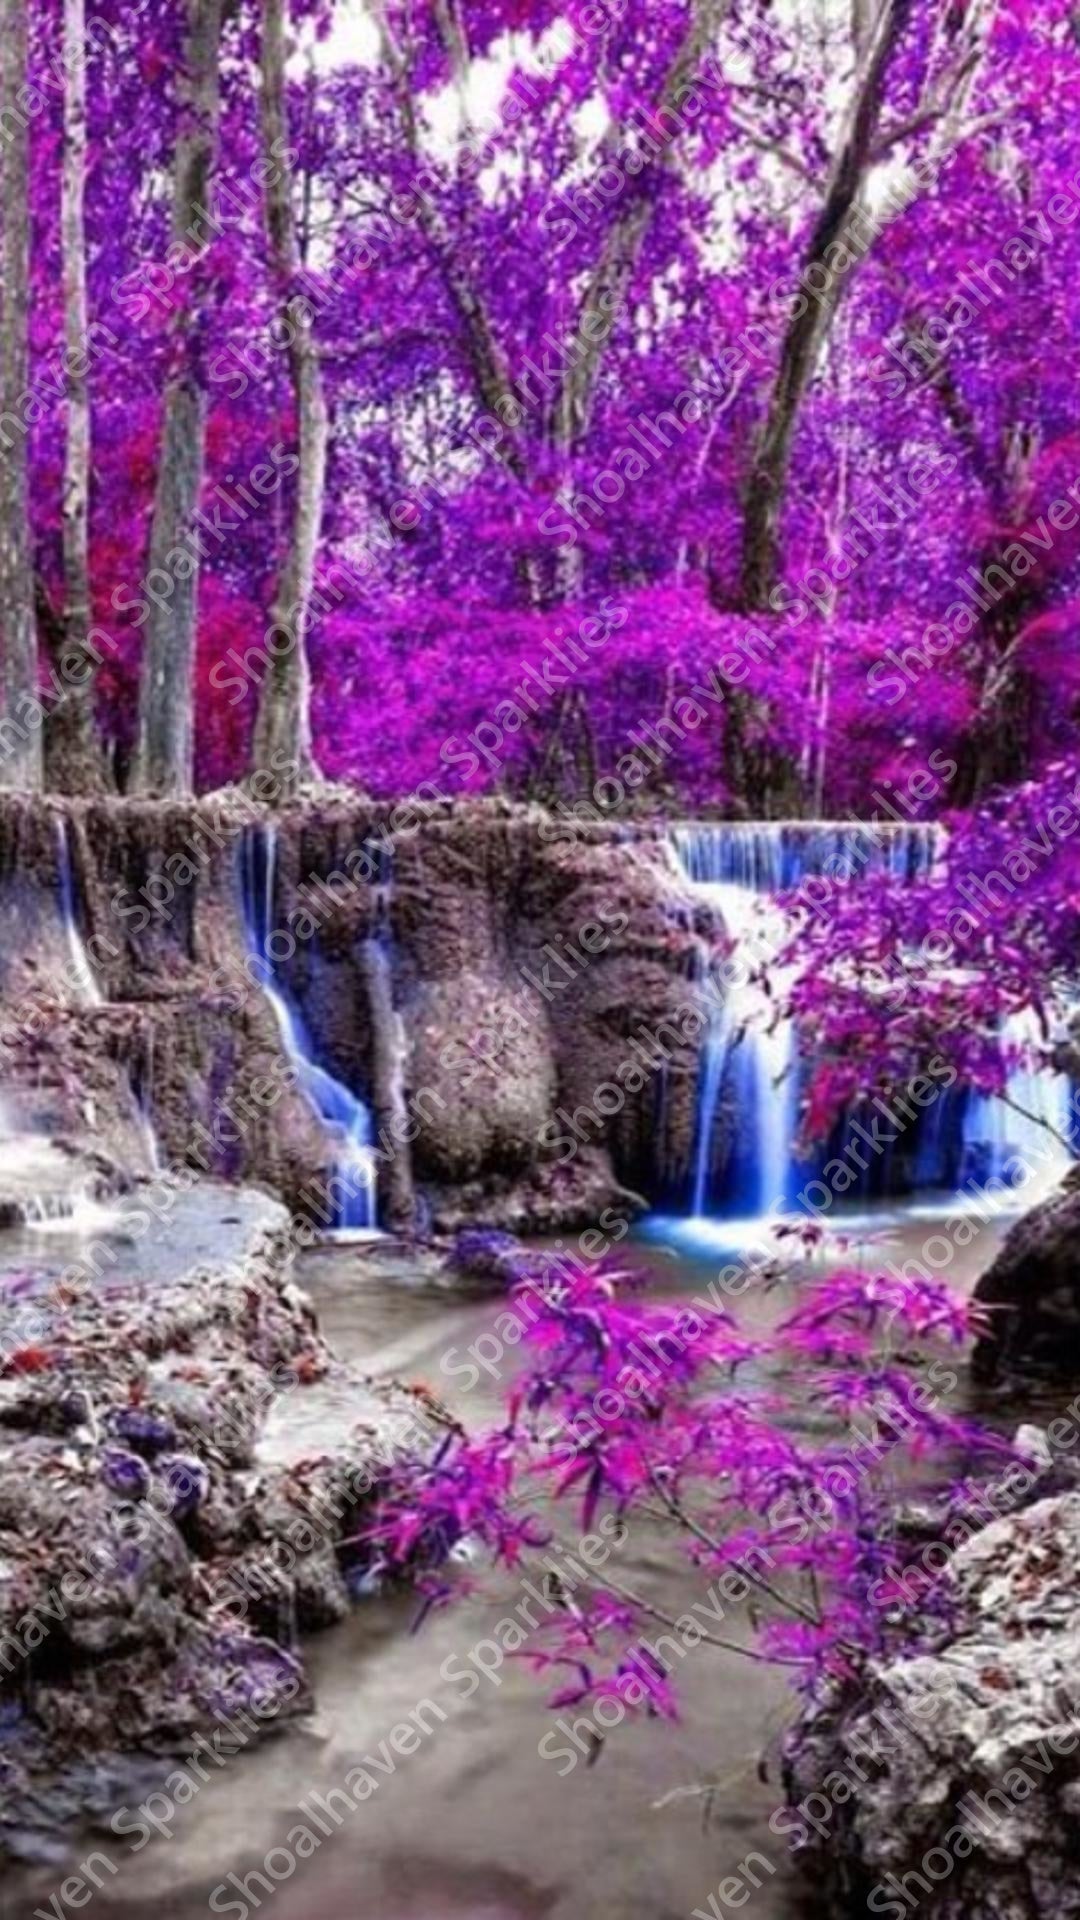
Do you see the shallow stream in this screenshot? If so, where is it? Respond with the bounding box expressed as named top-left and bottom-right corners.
top-left (2, 1207), bottom-right (1063, 1920)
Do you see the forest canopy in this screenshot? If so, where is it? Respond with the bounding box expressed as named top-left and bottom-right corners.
top-left (0, 0), bottom-right (1075, 825)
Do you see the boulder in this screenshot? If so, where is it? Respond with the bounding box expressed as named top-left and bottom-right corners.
top-left (973, 1175), bottom-right (1080, 1379)
top-left (0, 1183), bottom-right (436, 1858)
top-left (443, 1227), bottom-right (541, 1290)
top-left (783, 1492), bottom-right (1080, 1920)
top-left (408, 973), bottom-right (558, 1183)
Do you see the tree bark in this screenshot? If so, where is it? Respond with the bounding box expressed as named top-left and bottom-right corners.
top-left (250, 0), bottom-right (326, 789)
top-left (738, 0), bottom-right (1001, 612)
top-left (0, 0), bottom-right (40, 790)
top-left (132, 0), bottom-right (222, 794)
top-left (551, 0), bottom-right (729, 453)
top-left (740, 0), bottom-right (914, 610)
top-left (48, 0), bottom-right (108, 793)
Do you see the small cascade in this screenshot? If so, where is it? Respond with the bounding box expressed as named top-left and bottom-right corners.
top-left (673, 820), bottom-right (941, 893)
top-left (669, 821), bottom-right (1076, 1237)
top-left (361, 908), bottom-right (415, 1230)
top-left (673, 826), bottom-right (802, 1226)
top-left (670, 821), bottom-right (946, 1236)
top-left (960, 1006), bottom-right (1075, 1194)
top-left (135, 1096), bottom-right (162, 1175)
top-left (241, 828), bottom-right (378, 1236)
top-left (21, 1186), bottom-right (120, 1235)
top-left (22, 1192), bottom-right (78, 1227)
top-left (129, 1033), bottom-right (163, 1175)
top-left (55, 818), bottom-right (102, 1006)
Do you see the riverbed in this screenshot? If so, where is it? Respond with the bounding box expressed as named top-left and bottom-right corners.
top-left (1, 1202), bottom-right (1056, 1920)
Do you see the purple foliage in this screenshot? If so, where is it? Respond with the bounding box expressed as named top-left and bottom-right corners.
top-left (365, 1258), bottom-right (1010, 1713)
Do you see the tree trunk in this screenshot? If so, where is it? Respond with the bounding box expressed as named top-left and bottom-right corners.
top-left (739, 0), bottom-right (914, 610)
top-left (0, 0), bottom-right (40, 790)
top-left (250, 0), bottom-right (326, 789)
top-left (49, 0), bottom-right (108, 794)
top-left (551, 0), bottom-right (729, 454)
top-left (132, 0), bottom-right (222, 795)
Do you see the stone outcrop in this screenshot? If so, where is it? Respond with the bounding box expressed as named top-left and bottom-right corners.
top-left (0, 790), bottom-right (350, 1218)
top-left (0, 1181), bottom-right (433, 1859)
top-left (0, 793), bottom-right (710, 1234)
top-left (385, 799), bottom-right (706, 1229)
top-left (783, 1487), bottom-right (1080, 1920)
top-left (973, 1172), bottom-right (1080, 1379)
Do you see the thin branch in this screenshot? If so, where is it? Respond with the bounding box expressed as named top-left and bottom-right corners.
top-left (552, 0), bottom-right (732, 451)
top-left (730, 114), bottom-right (819, 183)
top-left (548, 1535), bottom-right (807, 1668)
top-left (643, 1468), bottom-right (823, 1629)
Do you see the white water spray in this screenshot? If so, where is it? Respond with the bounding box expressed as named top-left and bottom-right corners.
top-left (668, 821), bottom-right (968, 1238)
top-left (55, 818), bottom-right (101, 1006)
top-left (242, 828), bottom-right (378, 1236)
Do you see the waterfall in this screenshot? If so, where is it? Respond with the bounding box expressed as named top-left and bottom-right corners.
top-left (56, 819), bottom-right (102, 1006)
top-left (960, 1005), bottom-right (1074, 1194)
top-left (135, 1091), bottom-right (162, 1175)
top-left (673, 826), bottom-right (800, 1226)
top-left (668, 821), bottom-right (1077, 1236)
top-left (241, 828), bottom-right (378, 1236)
top-left (22, 1187), bottom-right (120, 1235)
top-left (670, 821), bottom-right (942, 1235)
top-left (361, 911), bottom-right (415, 1231)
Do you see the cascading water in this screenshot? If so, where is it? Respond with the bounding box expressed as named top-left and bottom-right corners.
top-left (241, 828), bottom-right (378, 1236)
top-left (673, 826), bottom-right (797, 1224)
top-left (959, 1005), bottom-right (1075, 1194)
top-left (666, 820), bottom-right (994, 1242)
top-left (22, 1187), bottom-right (121, 1234)
top-left (133, 1082), bottom-right (163, 1175)
top-left (55, 818), bottom-right (102, 1006)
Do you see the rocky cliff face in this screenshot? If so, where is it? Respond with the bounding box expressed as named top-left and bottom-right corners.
top-left (0, 793), bottom-right (709, 1234)
top-left (386, 801), bottom-right (705, 1231)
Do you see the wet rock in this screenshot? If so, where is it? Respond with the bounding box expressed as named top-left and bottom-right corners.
top-left (444, 1227), bottom-right (540, 1289)
top-left (0, 794), bottom-right (708, 1227)
top-left (427, 1144), bottom-right (644, 1238)
top-left (0, 1183), bottom-right (435, 1860)
top-left (104, 1406), bottom-right (178, 1454)
top-left (973, 1174), bottom-right (1080, 1379)
top-left (409, 973), bottom-right (558, 1183)
top-left (100, 1448), bottom-right (152, 1500)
